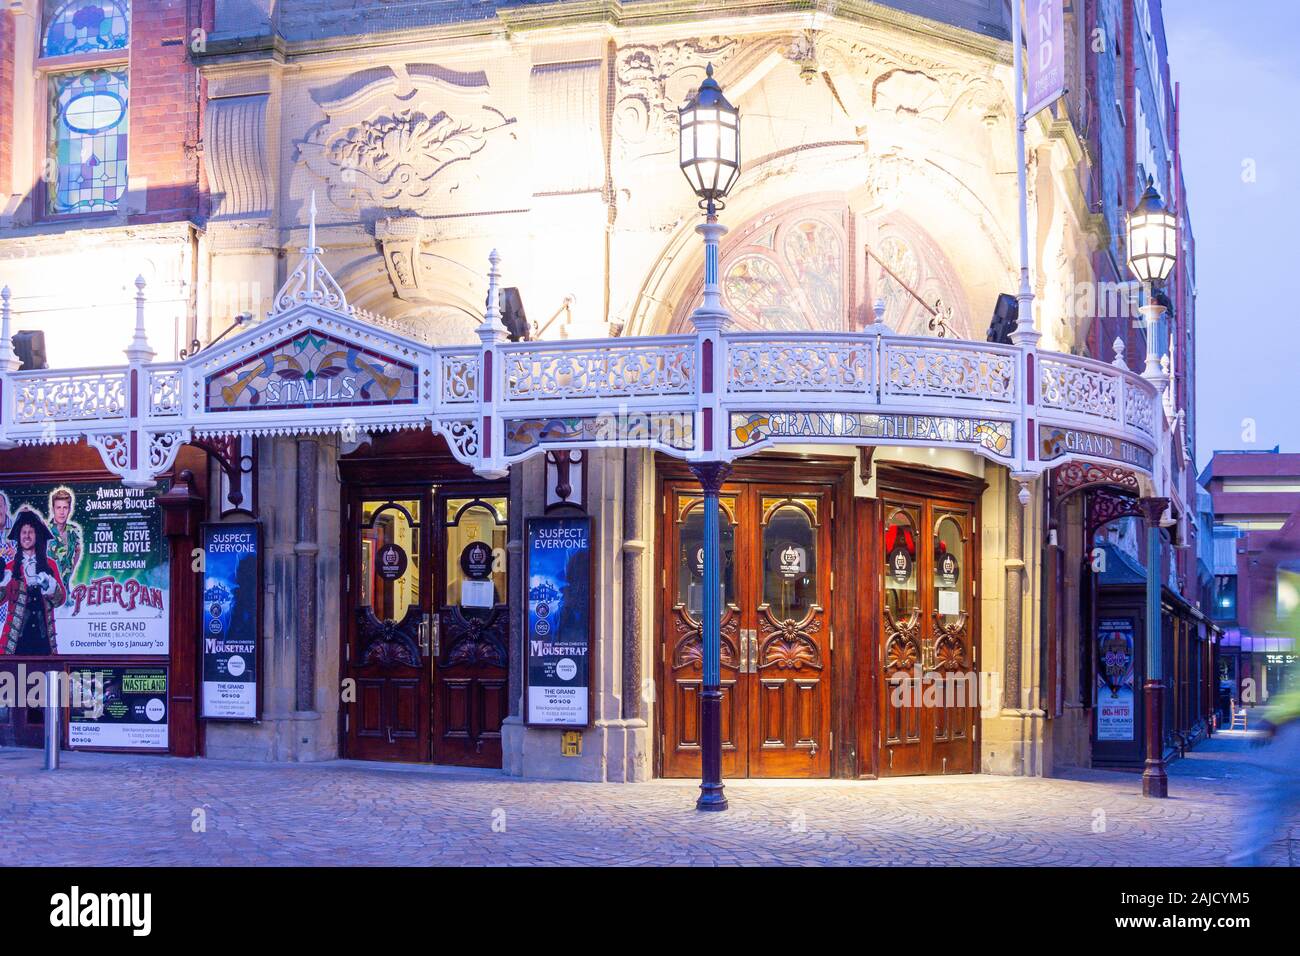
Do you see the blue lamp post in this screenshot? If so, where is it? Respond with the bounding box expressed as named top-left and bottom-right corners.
top-left (679, 64), bottom-right (740, 811)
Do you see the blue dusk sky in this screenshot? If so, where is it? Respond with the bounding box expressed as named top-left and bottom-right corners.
top-left (1162, 1), bottom-right (1300, 459)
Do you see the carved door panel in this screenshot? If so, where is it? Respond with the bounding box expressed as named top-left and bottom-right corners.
top-left (346, 493), bottom-right (431, 762)
top-left (433, 493), bottom-right (510, 768)
top-left (880, 496), bottom-right (925, 776)
top-left (879, 492), bottom-right (978, 776)
top-left (747, 489), bottom-right (832, 778)
top-left (661, 485), bottom-right (748, 778)
top-left (926, 501), bottom-right (977, 774)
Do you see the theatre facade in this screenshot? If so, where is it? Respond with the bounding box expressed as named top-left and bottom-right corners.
top-left (0, 0), bottom-right (1203, 783)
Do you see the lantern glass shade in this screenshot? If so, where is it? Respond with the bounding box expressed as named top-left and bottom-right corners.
top-left (1127, 181), bottom-right (1177, 283)
top-left (678, 65), bottom-right (740, 205)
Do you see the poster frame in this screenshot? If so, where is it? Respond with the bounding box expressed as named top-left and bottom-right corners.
top-left (523, 513), bottom-right (595, 729)
top-left (0, 473), bottom-right (173, 659)
top-left (199, 520), bottom-right (264, 722)
top-left (65, 663), bottom-right (171, 753)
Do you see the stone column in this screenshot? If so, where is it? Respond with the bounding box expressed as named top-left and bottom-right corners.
top-left (1003, 476), bottom-right (1024, 710)
top-left (293, 439), bottom-right (319, 731)
top-left (507, 462), bottom-right (524, 718)
top-left (621, 449), bottom-right (645, 721)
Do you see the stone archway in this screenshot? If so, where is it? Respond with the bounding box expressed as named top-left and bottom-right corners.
top-left (665, 194), bottom-right (977, 337)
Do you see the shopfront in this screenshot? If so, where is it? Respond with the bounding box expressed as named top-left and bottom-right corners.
top-left (0, 203), bottom-right (1176, 786)
top-left (0, 441), bottom-right (205, 756)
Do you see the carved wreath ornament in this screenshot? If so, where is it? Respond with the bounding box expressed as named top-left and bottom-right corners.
top-left (328, 109), bottom-right (493, 205)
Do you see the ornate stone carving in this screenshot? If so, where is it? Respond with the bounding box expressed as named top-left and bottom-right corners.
top-left (296, 65), bottom-right (517, 213)
top-left (614, 37), bottom-right (742, 156)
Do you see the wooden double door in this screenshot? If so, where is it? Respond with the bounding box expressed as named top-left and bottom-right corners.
top-left (661, 480), bottom-right (834, 778)
top-left (342, 484), bottom-right (509, 766)
top-left (877, 484), bottom-right (979, 776)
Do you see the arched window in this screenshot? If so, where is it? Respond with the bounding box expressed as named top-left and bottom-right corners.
top-left (41, 1), bottom-right (131, 216)
top-left (672, 198), bottom-right (973, 337)
top-left (42, 0), bottom-right (130, 57)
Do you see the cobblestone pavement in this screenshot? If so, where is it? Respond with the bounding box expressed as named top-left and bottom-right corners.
top-left (0, 730), bottom-right (1292, 866)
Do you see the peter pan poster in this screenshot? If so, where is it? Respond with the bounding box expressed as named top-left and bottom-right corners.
top-left (1096, 617), bottom-right (1136, 741)
top-left (0, 481), bottom-right (168, 657)
top-left (525, 516), bottom-right (592, 727)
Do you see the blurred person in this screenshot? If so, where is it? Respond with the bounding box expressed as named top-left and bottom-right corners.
top-left (1228, 665), bottom-right (1300, 865)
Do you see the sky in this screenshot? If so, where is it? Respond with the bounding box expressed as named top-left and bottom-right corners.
top-left (1161, 1), bottom-right (1300, 460)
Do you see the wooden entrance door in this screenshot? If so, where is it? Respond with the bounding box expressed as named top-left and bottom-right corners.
top-left (432, 491), bottom-right (510, 767)
top-left (879, 488), bottom-right (978, 776)
top-left (345, 490), bottom-right (431, 762)
top-left (343, 485), bottom-right (510, 765)
top-left (660, 480), bottom-right (833, 778)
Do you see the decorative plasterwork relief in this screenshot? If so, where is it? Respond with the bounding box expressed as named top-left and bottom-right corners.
top-left (816, 35), bottom-right (1004, 128)
top-left (613, 36), bottom-right (747, 159)
top-left (368, 215), bottom-right (486, 343)
top-left (296, 65), bottom-right (517, 214)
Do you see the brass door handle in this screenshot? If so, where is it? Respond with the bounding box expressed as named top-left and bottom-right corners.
top-left (748, 630), bottom-right (759, 674)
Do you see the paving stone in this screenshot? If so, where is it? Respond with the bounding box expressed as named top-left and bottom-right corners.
top-left (0, 730), bottom-right (1290, 866)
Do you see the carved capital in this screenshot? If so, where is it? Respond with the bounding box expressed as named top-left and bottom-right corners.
top-left (688, 461), bottom-right (732, 493)
top-left (1139, 496), bottom-right (1170, 527)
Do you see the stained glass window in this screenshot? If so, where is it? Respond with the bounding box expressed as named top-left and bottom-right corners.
top-left (42, 0), bottom-right (129, 57)
top-left (47, 69), bottom-right (129, 215)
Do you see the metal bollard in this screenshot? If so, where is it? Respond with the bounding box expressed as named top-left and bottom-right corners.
top-left (44, 669), bottom-right (60, 771)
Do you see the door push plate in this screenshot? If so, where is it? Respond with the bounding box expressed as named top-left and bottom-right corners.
top-left (739, 629), bottom-right (759, 674)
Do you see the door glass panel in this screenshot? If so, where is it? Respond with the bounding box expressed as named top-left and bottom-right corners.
top-left (444, 496), bottom-right (508, 611)
top-left (676, 495), bottom-right (737, 619)
top-left (933, 514), bottom-right (965, 624)
top-left (884, 508), bottom-right (918, 617)
top-left (360, 499), bottom-right (421, 621)
top-left (761, 499), bottom-right (817, 621)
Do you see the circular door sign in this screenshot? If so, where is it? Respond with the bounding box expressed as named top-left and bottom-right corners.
top-left (776, 544), bottom-right (806, 578)
top-left (937, 550), bottom-right (959, 586)
top-left (460, 541), bottom-right (493, 580)
top-left (376, 543), bottom-right (408, 581)
top-left (887, 542), bottom-right (913, 583)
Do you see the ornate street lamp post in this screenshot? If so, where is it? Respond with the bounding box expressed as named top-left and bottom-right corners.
top-left (679, 64), bottom-right (740, 811)
top-left (1127, 177), bottom-right (1177, 799)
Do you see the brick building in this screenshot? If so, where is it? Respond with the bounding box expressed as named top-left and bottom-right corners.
top-left (1201, 449), bottom-right (1300, 706)
top-left (0, 0), bottom-right (209, 366)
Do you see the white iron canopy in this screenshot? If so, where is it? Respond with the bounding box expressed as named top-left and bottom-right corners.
top-left (0, 214), bottom-right (1168, 495)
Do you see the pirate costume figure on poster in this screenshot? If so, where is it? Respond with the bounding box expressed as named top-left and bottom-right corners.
top-left (0, 492), bottom-right (15, 567)
top-left (47, 486), bottom-right (83, 586)
top-left (0, 509), bottom-right (67, 655)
